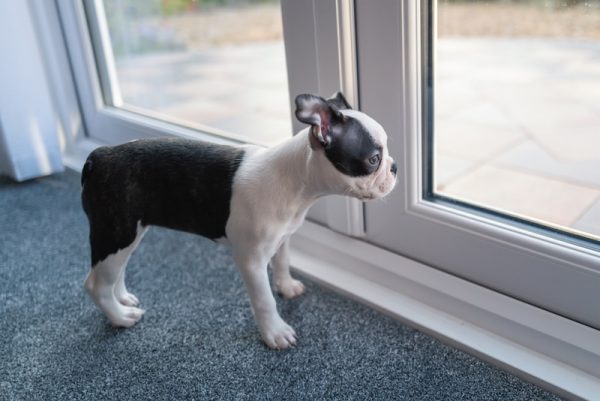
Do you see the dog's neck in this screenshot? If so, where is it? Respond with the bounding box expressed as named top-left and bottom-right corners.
top-left (261, 128), bottom-right (345, 202)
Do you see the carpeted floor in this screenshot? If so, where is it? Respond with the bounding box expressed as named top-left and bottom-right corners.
top-left (0, 170), bottom-right (564, 401)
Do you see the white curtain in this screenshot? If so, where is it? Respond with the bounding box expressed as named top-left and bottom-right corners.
top-left (0, 0), bottom-right (64, 182)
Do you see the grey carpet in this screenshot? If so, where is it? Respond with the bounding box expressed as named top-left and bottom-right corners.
top-left (0, 170), bottom-right (564, 401)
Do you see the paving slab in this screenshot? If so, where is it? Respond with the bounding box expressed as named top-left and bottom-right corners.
top-left (435, 117), bottom-right (525, 162)
top-left (495, 140), bottom-right (600, 188)
top-left (572, 199), bottom-right (600, 240)
top-left (439, 165), bottom-right (600, 228)
top-left (436, 38), bottom-right (600, 239)
top-left (434, 155), bottom-right (478, 189)
top-left (114, 42), bottom-right (292, 146)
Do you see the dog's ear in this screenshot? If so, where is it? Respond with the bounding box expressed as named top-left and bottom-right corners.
top-left (295, 94), bottom-right (343, 147)
top-left (327, 91), bottom-right (352, 110)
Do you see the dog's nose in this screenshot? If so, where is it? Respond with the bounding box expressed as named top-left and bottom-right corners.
top-left (390, 161), bottom-right (397, 175)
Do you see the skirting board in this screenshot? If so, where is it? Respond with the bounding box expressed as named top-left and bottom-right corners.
top-left (290, 221), bottom-right (600, 401)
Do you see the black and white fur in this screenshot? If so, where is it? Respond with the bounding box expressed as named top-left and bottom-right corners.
top-left (81, 92), bottom-right (397, 349)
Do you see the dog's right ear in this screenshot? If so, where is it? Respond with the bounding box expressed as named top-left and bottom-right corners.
top-left (295, 94), bottom-right (342, 148)
top-left (327, 91), bottom-right (352, 110)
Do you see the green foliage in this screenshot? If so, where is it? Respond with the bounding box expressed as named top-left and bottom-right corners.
top-left (161, 0), bottom-right (194, 15)
top-left (101, 0), bottom-right (279, 57)
top-left (103, 0), bottom-right (278, 19)
top-left (102, 0), bottom-right (179, 57)
top-left (161, 0), bottom-right (277, 15)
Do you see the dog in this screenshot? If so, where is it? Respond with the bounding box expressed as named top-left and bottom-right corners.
top-left (81, 92), bottom-right (397, 349)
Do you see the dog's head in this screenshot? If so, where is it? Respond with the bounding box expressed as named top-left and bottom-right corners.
top-left (295, 92), bottom-right (397, 200)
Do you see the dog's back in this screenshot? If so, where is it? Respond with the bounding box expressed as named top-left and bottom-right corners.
top-left (81, 138), bottom-right (245, 265)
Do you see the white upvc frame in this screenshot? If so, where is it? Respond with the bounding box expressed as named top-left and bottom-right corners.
top-left (83, 0), bottom-right (122, 107)
top-left (330, 0), bottom-right (365, 237)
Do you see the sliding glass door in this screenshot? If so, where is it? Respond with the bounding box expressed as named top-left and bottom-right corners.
top-left (357, 0), bottom-right (600, 329)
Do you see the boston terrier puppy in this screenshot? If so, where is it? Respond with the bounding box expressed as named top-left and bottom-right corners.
top-left (81, 92), bottom-right (397, 349)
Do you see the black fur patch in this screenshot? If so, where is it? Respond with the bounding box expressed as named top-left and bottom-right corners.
top-left (325, 116), bottom-right (382, 177)
top-left (81, 138), bottom-right (245, 266)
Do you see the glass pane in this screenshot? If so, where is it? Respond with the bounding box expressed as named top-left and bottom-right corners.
top-left (98, 0), bottom-right (291, 146)
top-left (432, 0), bottom-right (600, 242)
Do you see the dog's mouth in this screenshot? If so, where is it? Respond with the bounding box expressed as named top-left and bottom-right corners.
top-left (349, 186), bottom-right (384, 201)
top-left (351, 188), bottom-right (380, 201)
top-left (348, 171), bottom-right (397, 201)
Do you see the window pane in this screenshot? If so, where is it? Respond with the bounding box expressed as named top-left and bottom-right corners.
top-left (99, 0), bottom-right (291, 146)
top-left (432, 0), bottom-right (600, 242)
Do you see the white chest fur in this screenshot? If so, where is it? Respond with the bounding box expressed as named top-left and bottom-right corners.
top-left (285, 209), bottom-right (308, 237)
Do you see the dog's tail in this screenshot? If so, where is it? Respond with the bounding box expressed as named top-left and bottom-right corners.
top-left (81, 158), bottom-right (93, 187)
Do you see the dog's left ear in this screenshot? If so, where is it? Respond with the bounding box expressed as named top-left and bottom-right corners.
top-left (295, 94), bottom-right (343, 147)
top-left (327, 91), bottom-right (352, 110)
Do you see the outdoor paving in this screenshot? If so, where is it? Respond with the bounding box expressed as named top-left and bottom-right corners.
top-left (113, 38), bottom-right (600, 242)
top-left (115, 42), bottom-right (293, 146)
top-left (435, 38), bottom-right (600, 241)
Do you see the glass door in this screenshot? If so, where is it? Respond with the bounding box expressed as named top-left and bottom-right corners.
top-left (356, 0), bottom-right (600, 329)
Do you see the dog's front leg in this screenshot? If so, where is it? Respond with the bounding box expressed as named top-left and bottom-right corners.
top-left (233, 247), bottom-right (297, 350)
top-left (271, 238), bottom-right (305, 299)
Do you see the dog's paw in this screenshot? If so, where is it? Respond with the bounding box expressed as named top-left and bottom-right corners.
top-left (260, 317), bottom-right (297, 350)
top-left (117, 292), bottom-right (140, 307)
top-left (107, 306), bottom-right (145, 328)
top-left (276, 278), bottom-right (305, 299)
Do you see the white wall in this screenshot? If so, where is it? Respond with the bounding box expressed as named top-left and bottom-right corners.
top-left (0, 0), bottom-right (64, 181)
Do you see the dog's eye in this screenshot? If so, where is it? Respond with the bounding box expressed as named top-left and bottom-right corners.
top-left (368, 154), bottom-right (381, 166)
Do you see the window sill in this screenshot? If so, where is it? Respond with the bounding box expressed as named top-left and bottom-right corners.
top-left (290, 221), bottom-right (600, 401)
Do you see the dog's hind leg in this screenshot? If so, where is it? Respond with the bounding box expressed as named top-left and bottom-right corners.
top-left (271, 238), bottom-right (305, 299)
top-left (114, 265), bottom-right (140, 307)
top-left (84, 222), bottom-right (147, 327)
top-left (114, 226), bottom-right (148, 306)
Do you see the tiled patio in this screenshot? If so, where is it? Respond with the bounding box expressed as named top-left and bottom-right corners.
top-left (115, 42), bottom-right (292, 146)
top-left (435, 38), bottom-right (600, 241)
